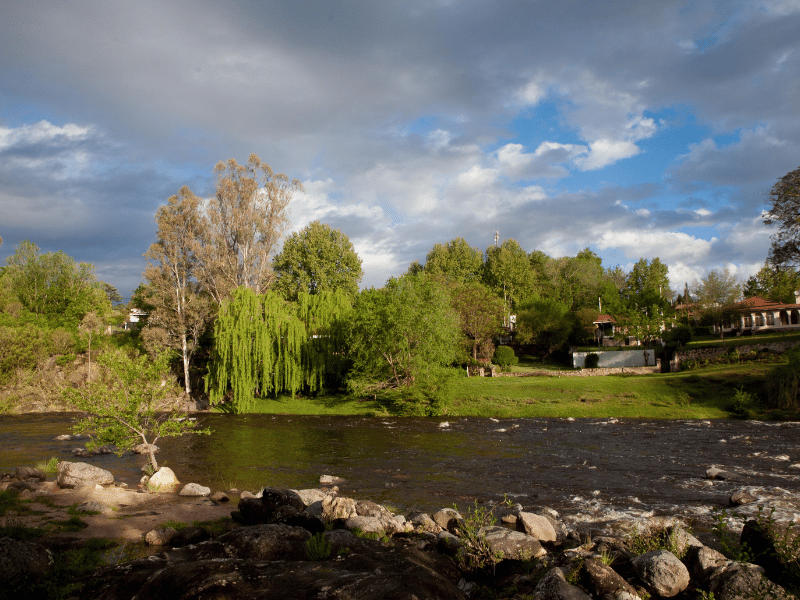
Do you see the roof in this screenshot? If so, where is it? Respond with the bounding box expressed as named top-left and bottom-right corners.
top-left (736, 296), bottom-right (800, 312)
top-left (593, 314), bottom-right (616, 325)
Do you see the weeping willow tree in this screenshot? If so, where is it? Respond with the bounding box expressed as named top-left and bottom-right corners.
top-left (206, 287), bottom-right (351, 413)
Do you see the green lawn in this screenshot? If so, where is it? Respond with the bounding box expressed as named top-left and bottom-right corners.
top-left (215, 360), bottom-right (784, 420)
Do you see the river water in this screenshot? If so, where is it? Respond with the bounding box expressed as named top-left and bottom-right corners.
top-left (2, 414), bottom-right (799, 529)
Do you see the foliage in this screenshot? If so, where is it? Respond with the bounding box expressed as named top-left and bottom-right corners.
top-left (744, 262), bottom-right (800, 304)
top-left (663, 324), bottom-right (692, 348)
top-left (3, 240), bottom-right (110, 322)
top-left (306, 532), bottom-right (333, 560)
top-left (515, 296), bottom-right (573, 351)
top-left (627, 524), bottom-right (687, 559)
top-left (493, 346), bottom-right (519, 369)
top-left (692, 267), bottom-right (743, 339)
top-left (0, 323), bottom-right (55, 384)
top-left (423, 237), bottom-right (484, 284)
top-left (35, 456), bottom-right (60, 474)
top-left (731, 387), bottom-right (758, 419)
top-left (63, 348), bottom-right (210, 471)
top-left (193, 154), bottom-right (302, 304)
top-left (584, 353), bottom-right (599, 369)
top-left (375, 366), bottom-right (459, 416)
top-left (764, 165), bottom-right (800, 269)
top-left (711, 508), bottom-right (753, 563)
top-left (272, 220), bottom-right (363, 302)
top-left (454, 501), bottom-right (503, 572)
top-left (206, 287), bottom-right (351, 412)
top-left (765, 347), bottom-right (800, 411)
top-left (482, 239), bottom-right (536, 317)
top-left (624, 257), bottom-right (672, 301)
top-left (346, 273), bottom-right (460, 392)
top-left (450, 281), bottom-right (504, 360)
top-left (143, 186), bottom-right (215, 396)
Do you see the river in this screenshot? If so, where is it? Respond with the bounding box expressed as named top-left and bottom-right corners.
top-left (2, 414), bottom-right (799, 528)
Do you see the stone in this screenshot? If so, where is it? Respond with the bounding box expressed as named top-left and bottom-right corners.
top-left (170, 526), bottom-right (210, 547)
top-left (582, 558), bottom-right (641, 599)
top-left (293, 488), bottom-right (329, 506)
top-left (57, 461), bottom-right (114, 488)
top-left (708, 561), bottom-right (792, 600)
top-left (320, 474), bottom-right (346, 485)
top-left (432, 507), bottom-right (463, 532)
top-left (210, 491), bottom-right (229, 503)
top-left (75, 500), bottom-right (113, 514)
top-left (346, 515), bottom-right (385, 533)
top-left (0, 538), bottom-right (52, 589)
top-left (534, 567), bottom-right (592, 600)
top-left (148, 467), bottom-right (179, 490)
top-left (179, 483), bottom-right (211, 497)
top-left (518, 511), bottom-right (557, 542)
top-left (631, 550), bottom-right (690, 597)
top-left (740, 517), bottom-right (798, 587)
top-left (437, 530), bottom-right (463, 554)
top-left (730, 489), bottom-right (757, 506)
top-left (685, 545), bottom-right (729, 581)
top-left (145, 527), bottom-right (177, 545)
top-left (321, 495), bottom-right (357, 520)
top-left (7, 480), bottom-right (40, 492)
top-left (706, 467), bottom-right (735, 480)
top-left (481, 526), bottom-right (546, 559)
top-left (15, 466), bottom-right (46, 481)
top-left (409, 512), bottom-right (442, 534)
top-left (77, 524), bottom-right (466, 600)
top-left (132, 443), bottom-right (159, 454)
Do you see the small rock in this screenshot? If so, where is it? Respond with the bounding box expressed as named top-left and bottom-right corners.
top-left (319, 474), bottom-right (346, 485)
top-left (179, 483), bottom-right (211, 497)
top-left (210, 491), bottom-right (230, 503)
top-left (75, 501), bottom-right (112, 514)
top-left (706, 467), bottom-right (735, 480)
top-left (15, 466), bottom-right (46, 481)
top-left (730, 489), bottom-right (758, 506)
top-left (132, 443), bottom-right (159, 455)
top-left (517, 512), bottom-right (557, 542)
top-left (147, 467), bottom-right (179, 490)
top-left (481, 526), bottom-right (546, 559)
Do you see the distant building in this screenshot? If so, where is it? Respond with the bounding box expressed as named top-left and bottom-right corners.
top-left (125, 308), bottom-right (148, 330)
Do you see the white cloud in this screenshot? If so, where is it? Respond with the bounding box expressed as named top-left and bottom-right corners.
top-left (574, 139), bottom-right (641, 171)
top-left (695, 208), bottom-right (712, 217)
top-left (0, 120), bottom-right (93, 150)
top-left (496, 142), bottom-right (586, 180)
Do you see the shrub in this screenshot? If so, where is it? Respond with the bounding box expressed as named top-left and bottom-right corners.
top-left (493, 346), bottom-right (519, 370)
top-left (584, 353), bottom-right (599, 369)
top-left (731, 388), bottom-right (758, 419)
top-left (306, 532), bottom-right (332, 560)
top-left (663, 324), bottom-right (692, 347)
top-left (766, 348), bottom-right (800, 411)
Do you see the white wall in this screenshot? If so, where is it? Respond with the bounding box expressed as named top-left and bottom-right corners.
top-left (573, 349), bottom-right (656, 368)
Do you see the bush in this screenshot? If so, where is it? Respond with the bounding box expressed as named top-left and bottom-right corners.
top-left (766, 348), bottom-right (800, 411)
top-left (663, 324), bottom-right (692, 347)
top-left (731, 388), bottom-right (758, 419)
top-left (493, 346), bottom-right (519, 369)
top-left (692, 326), bottom-right (712, 336)
top-left (584, 353), bottom-right (599, 369)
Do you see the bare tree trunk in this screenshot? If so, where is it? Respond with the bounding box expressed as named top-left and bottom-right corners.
top-left (181, 333), bottom-right (192, 396)
top-left (148, 450), bottom-right (159, 472)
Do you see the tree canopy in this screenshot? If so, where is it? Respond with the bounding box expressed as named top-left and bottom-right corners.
top-left (272, 220), bottom-right (363, 301)
top-left (765, 165), bottom-right (800, 269)
top-left (743, 262), bottom-right (800, 303)
top-left (423, 237), bottom-right (484, 284)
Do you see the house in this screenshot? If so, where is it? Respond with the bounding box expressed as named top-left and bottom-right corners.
top-left (124, 308), bottom-right (148, 330)
top-left (717, 294), bottom-right (800, 335)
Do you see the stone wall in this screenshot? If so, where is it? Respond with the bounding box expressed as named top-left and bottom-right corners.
top-left (672, 340), bottom-right (800, 369)
top-left (497, 364), bottom-right (661, 378)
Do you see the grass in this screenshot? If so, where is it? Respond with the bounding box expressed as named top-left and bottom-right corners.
top-left (444, 362), bottom-right (775, 419)
top-left (683, 330), bottom-right (800, 351)
top-left (212, 393), bottom-right (386, 415)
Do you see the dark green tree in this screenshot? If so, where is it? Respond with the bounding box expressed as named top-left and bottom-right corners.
top-left (346, 273), bottom-right (460, 392)
top-left (743, 262), bottom-right (800, 303)
top-left (764, 165), bottom-right (800, 269)
top-left (272, 221), bottom-right (363, 302)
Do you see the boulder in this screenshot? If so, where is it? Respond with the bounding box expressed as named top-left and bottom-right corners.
top-left (685, 544), bottom-right (729, 581)
top-left (706, 467), bottom-right (736, 480)
top-left (132, 443), bottom-right (159, 455)
top-left (145, 527), bottom-right (177, 546)
top-left (57, 461), bottom-right (114, 489)
top-left (409, 512), bottom-right (442, 534)
top-left (740, 517), bottom-right (800, 587)
top-left (179, 483), bottom-right (210, 497)
top-left (707, 561), bottom-right (792, 600)
top-left (170, 526), bottom-right (210, 548)
top-left (346, 515), bottom-right (385, 534)
top-left (481, 526), bottom-right (546, 559)
top-left (321, 495), bottom-right (357, 520)
top-left (0, 538), bottom-right (52, 589)
top-left (293, 488), bottom-right (329, 506)
top-left (210, 491), bottom-right (229, 503)
top-left (581, 558), bottom-right (641, 600)
top-left (534, 567), bottom-right (592, 600)
top-left (77, 525), bottom-right (466, 600)
top-left (729, 489), bottom-right (757, 506)
top-left (15, 466), bottom-right (46, 481)
top-left (432, 507), bottom-right (463, 532)
top-left (630, 550), bottom-right (690, 597)
top-left (518, 512), bottom-right (557, 542)
top-left (147, 467), bottom-right (179, 491)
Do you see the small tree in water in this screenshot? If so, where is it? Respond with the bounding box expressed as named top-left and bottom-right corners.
top-left (63, 348), bottom-right (210, 472)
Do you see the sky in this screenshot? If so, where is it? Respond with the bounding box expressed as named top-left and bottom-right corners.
top-left (1, 0), bottom-right (799, 302)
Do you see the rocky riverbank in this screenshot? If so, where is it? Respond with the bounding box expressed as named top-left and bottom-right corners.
top-left (2, 460), bottom-right (799, 600)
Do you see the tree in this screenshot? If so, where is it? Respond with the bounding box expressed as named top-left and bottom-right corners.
top-left (144, 186), bottom-right (215, 396)
top-left (272, 221), bottom-right (363, 302)
top-left (482, 239), bottom-right (535, 323)
top-left (63, 348), bottom-right (210, 472)
top-left (346, 273), bottom-right (460, 391)
top-left (743, 261), bottom-right (800, 303)
top-left (764, 165), bottom-right (800, 269)
top-left (102, 283), bottom-right (124, 307)
top-left (423, 238), bottom-right (484, 284)
top-left (692, 267), bottom-right (742, 340)
top-left (624, 257), bottom-right (672, 301)
top-left (206, 287), bottom-right (351, 413)
top-left (515, 297), bottom-right (574, 357)
top-left (4, 240), bottom-right (109, 321)
top-left (450, 281), bottom-right (504, 360)
top-left (194, 154), bottom-right (302, 304)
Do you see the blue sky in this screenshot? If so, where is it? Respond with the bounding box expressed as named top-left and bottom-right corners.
top-left (1, 0), bottom-right (799, 301)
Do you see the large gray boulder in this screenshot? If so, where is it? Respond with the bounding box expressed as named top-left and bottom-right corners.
top-left (707, 561), bottom-right (792, 600)
top-left (147, 467), bottom-right (178, 491)
top-left (482, 526), bottom-right (546, 559)
top-left (581, 558), bottom-right (641, 600)
top-left (56, 461), bottom-right (114, 488)
top-left (0, 538), bottom-right (52, 590)
top-left (518, 512), bottom-right (557, 542)
top-left (631, 549), bottom-right (690, 597)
